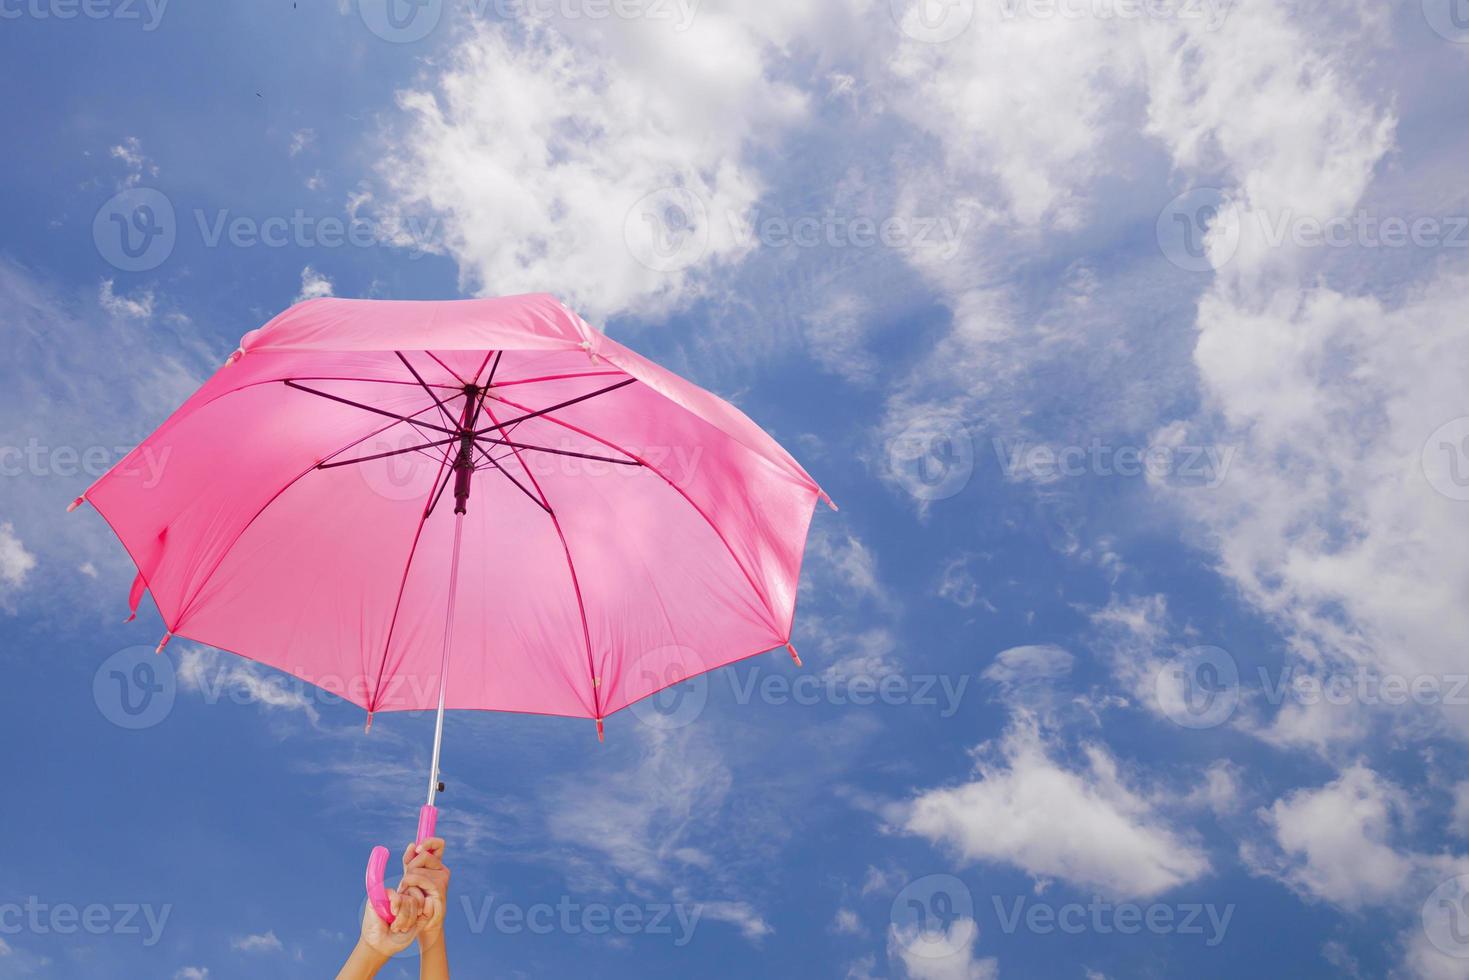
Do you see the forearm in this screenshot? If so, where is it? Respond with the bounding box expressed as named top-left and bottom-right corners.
top-left (337, 940), bottom-right (391, 980)
top-left (420, 934), bottom-right (449, 979)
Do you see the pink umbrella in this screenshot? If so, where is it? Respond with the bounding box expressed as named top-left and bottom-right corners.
top-left (74, 293), bottom-right (832, 922)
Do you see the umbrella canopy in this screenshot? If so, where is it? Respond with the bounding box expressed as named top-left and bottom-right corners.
top-left (80, 293), bottom-right (830, 732)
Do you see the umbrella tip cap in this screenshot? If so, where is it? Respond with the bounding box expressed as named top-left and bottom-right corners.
top-left (596, 717), bottom-right (605, 742)
top-left (364, 711), bottom-right (374, 733)
top-left (785, 642), bottom-right (802, 668)
top-left (67, 496), bottom-right (84, 513)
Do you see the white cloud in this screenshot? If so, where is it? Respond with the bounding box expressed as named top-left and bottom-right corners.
top-left (98, 279), bottom-right (155, 319)
top-left (832, 907), bottom-right (863, 935)
top-left (1245, 765), bottom-right (1415, 910)
top-left (294, 266), bottom-right (334, 303)
top-left (374, 16), bottom-right (809, 319)
top-left (900, 712), bottom-right (1209, 898)
top-left (230, 930), bottom-right (284, 954)
top-left (0, 522), bottom-right (37, 598)
top-left (177, 646), bottom-right (320, 723)
top-left (289, 129), bottom-right (315, 157)
top-left (888, 918), bottom-right (998, 980)
top-left (174, 969), bottom-right (210, 980)
top-left (981, 644), bottom-right (1074, 685)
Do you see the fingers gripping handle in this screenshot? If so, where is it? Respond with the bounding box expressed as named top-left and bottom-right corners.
top-left (366, 805), bottom-right (439, 924)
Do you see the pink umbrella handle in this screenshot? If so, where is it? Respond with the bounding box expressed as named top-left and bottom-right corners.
top-left (366, 805), bottom-right (440, 924)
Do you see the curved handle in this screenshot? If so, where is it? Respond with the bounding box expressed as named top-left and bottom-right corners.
top-left (365, 805), bottom-right (440, 925)
top-left (366, 846), bottom-right (395, 925)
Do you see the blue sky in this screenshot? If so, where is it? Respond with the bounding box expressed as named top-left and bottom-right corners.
top-left (4, 1), bottom-right (1469, 977)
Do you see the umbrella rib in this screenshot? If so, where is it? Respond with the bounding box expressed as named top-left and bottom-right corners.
top-left (479, 399), bottom-right (602, 721)
top-left (366, 444), bottom-right (456, 713)
top-left (477, 435), bottom-right (640, 467)
top-left (472, 378), bottom-right (637, 437)
top-left (489, 392), bottom-right (785, 636)
top-left (168, 402), bottom-right (449, 636)
top-left (490, 370), bottom-right (623, 389)
top-left (316, 435), bottom-right (459, 470)
top-left (396, 351), bottom-right (460, 430)
top-left (283, 380), bottom-right (458, 436)
top-left (474, 449), bottom-right (553, 515)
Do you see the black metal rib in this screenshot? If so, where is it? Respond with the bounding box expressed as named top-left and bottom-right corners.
top-left (478, 452), bottom-right (552, 514)
top-left (284, 380), bottom-right (458, 436)
top-left (474, 378), bottom-right (636, 438)
top-left (396, 351), bottom-right (459, 429)
top-left (478, 435), bottom-right (640, 466)
top-left (316, 435), bottom-right (459, 470)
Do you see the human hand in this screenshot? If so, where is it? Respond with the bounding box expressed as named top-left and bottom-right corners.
top-left (400, 837), bottom-right (450, 951)
top-left (359, 886), bottom-right (424, 958)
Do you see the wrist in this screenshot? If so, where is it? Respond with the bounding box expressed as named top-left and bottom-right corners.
top-left (418, 928), bottom-right (445, 953)
top-left (338, 940), bottom-right (391, 979)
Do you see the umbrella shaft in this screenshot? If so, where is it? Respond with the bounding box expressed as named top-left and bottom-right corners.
top-left (426, 510), bottom-right (467, 808)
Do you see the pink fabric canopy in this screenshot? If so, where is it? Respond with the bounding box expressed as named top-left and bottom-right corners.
top-left (83, 293), bottom-right (830, 729)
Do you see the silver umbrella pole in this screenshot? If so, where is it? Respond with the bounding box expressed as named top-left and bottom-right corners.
top-left (426, 508), bottom-right (466, 808)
